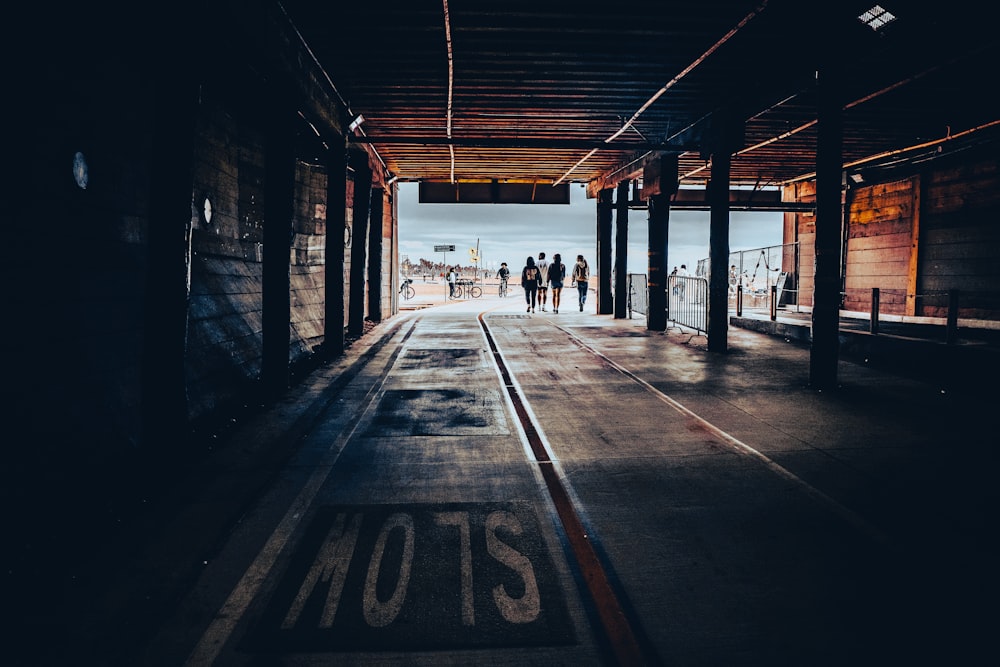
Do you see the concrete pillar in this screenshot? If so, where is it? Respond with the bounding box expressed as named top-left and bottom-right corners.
top-left (324, 137), bottom-right (348, 356)
top-left (614, 181), bottom-right (630, 319)
top-left (597, 188), bottom-right (614, 314)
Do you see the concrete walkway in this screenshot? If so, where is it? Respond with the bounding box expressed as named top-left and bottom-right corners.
top-left (27, 293), bottom-right (997, 666)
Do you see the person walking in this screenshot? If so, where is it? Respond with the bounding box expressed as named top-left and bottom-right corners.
top-left (536, 252), bottom-right (550, 311)
top-left (676, 263), bottom-right (688, 300)
top-left (572, 254), bottom-right (590, 311)
top-left (521, 256), bottom-right (541, 313)
top-left (547, 253), bottom-right (566, 313)
top-left (446, 266), bottom-right (457, 298)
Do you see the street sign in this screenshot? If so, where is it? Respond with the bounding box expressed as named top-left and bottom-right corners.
top-left (434, 244), bottom-right (455, 252)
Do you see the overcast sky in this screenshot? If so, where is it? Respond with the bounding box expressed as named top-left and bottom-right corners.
top-left (397, 182), bottom-right (784, 276)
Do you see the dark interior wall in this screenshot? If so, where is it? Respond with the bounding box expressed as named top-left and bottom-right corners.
top-left (8, 9), bottom-right (156, 471)
top-left (3, 4), bottom-right (386, 640)
top-left (5, 3), bottom-right (179, 629)
top-left (918, 153), bottom-right (1000, 319)
top-left (186, 92), bottom-right (266, 422)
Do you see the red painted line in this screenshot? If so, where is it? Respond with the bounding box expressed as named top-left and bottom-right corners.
top-left (479, 313), bottom-right (652, 666)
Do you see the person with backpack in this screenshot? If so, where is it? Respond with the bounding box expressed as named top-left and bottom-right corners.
top-left (536, 252), bottom-right (550, 311)
top-left (572, 254), bottom-right (590, 311)
top-left (547, 253), bottom-right (566, 313)
top-left (521, 256), bottom-right (541, 313)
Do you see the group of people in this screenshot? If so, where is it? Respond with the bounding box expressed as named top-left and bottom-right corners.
top-left (517, 252), bottom-right (590, 314)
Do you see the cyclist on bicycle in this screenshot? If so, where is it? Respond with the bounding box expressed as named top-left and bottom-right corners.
top-left (498, 262), bottom-right (510, 296)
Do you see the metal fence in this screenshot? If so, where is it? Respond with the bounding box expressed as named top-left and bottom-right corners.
top-left (629, 273), bottom-right (708, 333)
top-left (667, 275), bottom-right (708, 334)
top-left (628, 273), bottom-right (648, 318)
top-left (696, 242), bottom-right (801, 317)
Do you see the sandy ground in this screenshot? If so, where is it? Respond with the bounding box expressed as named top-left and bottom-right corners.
top-left (400, 276), bottom-right (508, 308)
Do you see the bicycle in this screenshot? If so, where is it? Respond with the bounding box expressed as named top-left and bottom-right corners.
top-left (399, 278), bottom-right (415, 300)
top-left (454, 279), bottom-right (482, 299)
top-left (498, 278), bottom-right (508, 298)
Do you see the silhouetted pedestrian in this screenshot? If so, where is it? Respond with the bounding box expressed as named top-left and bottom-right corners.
top-left (572, 254), bottom-right (590, 311)
top-left (521, 256), bottom-right (541, 313)
top-left (548, 253), bottom-right (566, 313)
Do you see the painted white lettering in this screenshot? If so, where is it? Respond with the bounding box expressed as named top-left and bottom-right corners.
top-left (362, 512), bottom-right (415, 627)
top-left (485, 511), bottom-right (540, 624)
top-left (434, 511), bottom-right (475, 625)
top-left (281, 512), bottom-right (362, 629)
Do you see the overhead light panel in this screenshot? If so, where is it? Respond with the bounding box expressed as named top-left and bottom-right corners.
top-left (348, 114), bottom-right (365, 132)
top-left (858, 5), bottom-right (897, 31)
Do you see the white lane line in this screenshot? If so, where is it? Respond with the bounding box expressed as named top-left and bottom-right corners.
top-left (559, 327), bottom-right (894, 548)
top-left (185, 322), bottom-right (415, 666)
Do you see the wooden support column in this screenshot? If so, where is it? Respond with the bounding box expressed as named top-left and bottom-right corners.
top-left (262, 85), bottom-right (296, 400)
top-left (810, 62), bottom-right (844, 388)
top-left (707, 148), bottom-right (731, 353)
top-left (142, 32), bottom-right (199, 449)
top-left (368, 188), bottom-right (385, 322)
top-left (324, 137), bottom-right (348, 356)
top-left (645, 154), bottom-right (677, 332)
top-left (614, 181), bottom-right (630, 319)
top-left (348, 158), bottom-right (372, 338)
top-left (597, 188), bottom-right (614, 314)
top-left (647, 193), bottom-right (670, 331)
top-left (390, 184), bottom-right (400, 316)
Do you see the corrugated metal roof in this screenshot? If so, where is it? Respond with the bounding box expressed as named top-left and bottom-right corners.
top-left (281, 0), bottom-right (999, 190)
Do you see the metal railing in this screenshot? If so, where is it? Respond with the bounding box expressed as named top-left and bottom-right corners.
top-left (630, 273), bottom-right (708, 333)
top-left (627, 273), bottom-right (648, 318)
top-left (849, 287), bottom-right (1000, 344)
top-left (667, 275), bottom-right (708, 334)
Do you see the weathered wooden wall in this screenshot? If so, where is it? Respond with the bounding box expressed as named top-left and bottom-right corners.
top-left (6, 3), bottom-right (395, 630)
top-left (844, 178), bottom-right (916, 315)
top-left (186, 96), bottom-right (266, 421)
top-left (290, 162), bottom-right (329, 365)
top-left (785, 150), bottom-right (1000, 321)
top-left (783, 181), bottom-right (817, 307)
top-left (918, 158), bottom-right (1000, 319)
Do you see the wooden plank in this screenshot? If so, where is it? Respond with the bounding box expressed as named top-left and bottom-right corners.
top-left (854, 230), bottom-right (914, 251)
top-left (906, 175), bottom-right (921, 315)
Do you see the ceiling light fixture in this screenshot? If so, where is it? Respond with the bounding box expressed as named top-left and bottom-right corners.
top-left (348, 114), bottom-right (365, 132)
top-left (858, 5), bottom-right (896, 31)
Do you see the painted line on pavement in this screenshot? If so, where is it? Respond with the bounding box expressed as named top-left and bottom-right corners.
top-left (185, 320), bottom-right (418, 666)
top-left (479, 311), bottom-right (656, 667)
